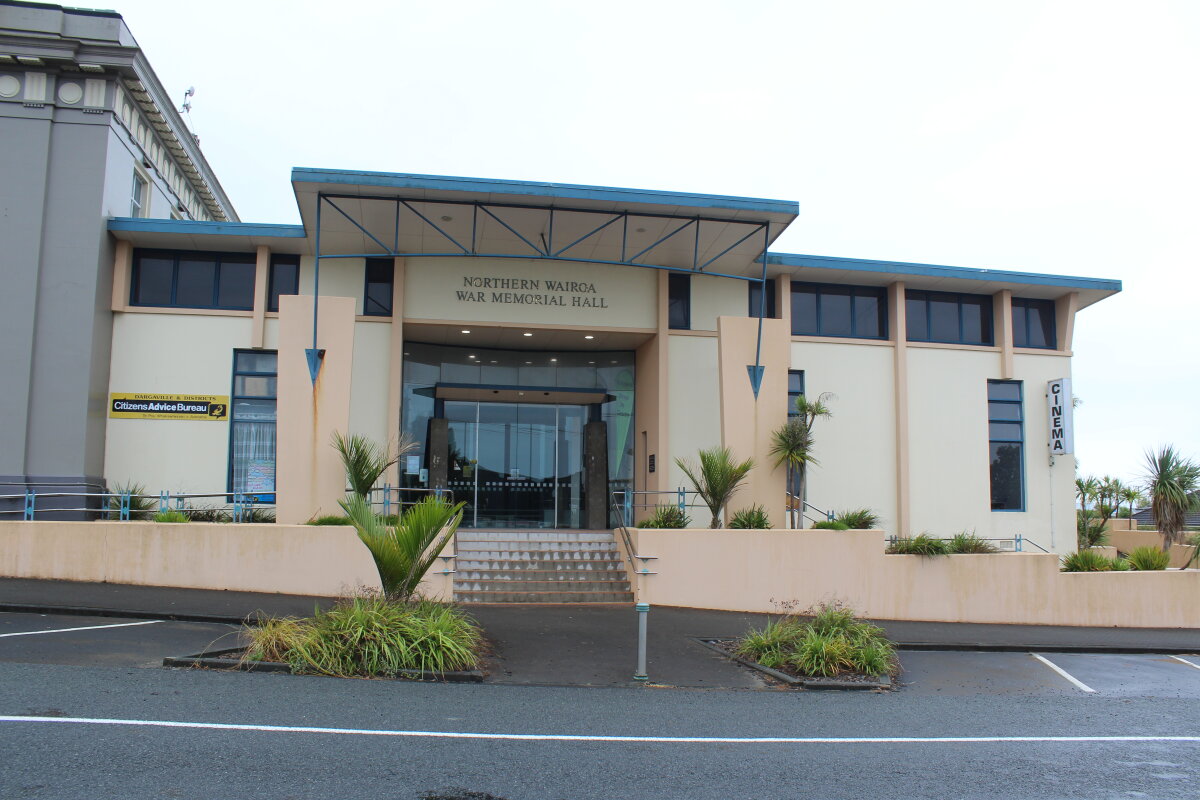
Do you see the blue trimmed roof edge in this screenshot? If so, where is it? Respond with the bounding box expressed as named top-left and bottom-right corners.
top-left (769, 252), bottom-right (1121, 292)
top-left (108, 218), bottom-right (307, 238)
top-left (290, 167), bottom-right (800, 217)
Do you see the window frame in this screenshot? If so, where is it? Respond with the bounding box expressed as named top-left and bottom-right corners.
top-left (787, 369), bottom-right (805, 418)
top-left (227, 349), bottom-right (279, 499)
top-left (130, 248), bottom-right (257, 311)
top-left (987, 380), bottom-right (1025, 512)
top-left (906, 290), bottom-right (995, 346)
top-left (667, 273), bottom-right (691, 330)
top-left (1011, 297), bottom-right (1057, 350)
top-left (362, 258), bottom-right (395, 317)
top-left (747, 279), bottom-right (778, 319)
top-left (790, 281), bottom-right (888, 340)
top-left (130, 170), bottom-right (148, 218)
top-left (267, 254), bottom-right (300, 313)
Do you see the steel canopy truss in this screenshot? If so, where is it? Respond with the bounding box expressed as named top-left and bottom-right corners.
top-left (306, 192), bottom-right (772, 396)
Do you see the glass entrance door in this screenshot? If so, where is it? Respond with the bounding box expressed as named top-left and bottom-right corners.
top-left (444, 401), bottom-right (587, 529)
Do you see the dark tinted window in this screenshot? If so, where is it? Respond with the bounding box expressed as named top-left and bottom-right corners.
top-left (133, 256), bottom-right (173, 305)
top-left (668, 273), bottom-right (690, 330)
top-left (907, 290), bottom-right (994, 345)
top-left (132, 250), bottom-right (258, 310)
top-left (1012, 297), bottom-right (1056, 349)
top-left (787, 369), bottom-right (805, 417)
top-left (217, 258), bottom-right (256, 309)
top-left (747, 279), bottom-right (777, 318)
top-left (987, 381), bottom-right (1024, 511)
top-left (268, 256), bottom-right (300, 312)
top-left (176, 257), bottom-right (216, 307)
top-left (229, 350), bottom-right (278, 498)
top-left (364, 258), bottom-right (394, 316)
top-left (790, 282), bottom-right (887, 339)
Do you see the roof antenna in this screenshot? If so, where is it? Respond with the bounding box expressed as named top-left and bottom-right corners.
top-left (179, 86), bottom-right (199, 145)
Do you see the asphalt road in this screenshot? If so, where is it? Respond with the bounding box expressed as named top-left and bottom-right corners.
top-left (3, 612), bottom-right (1200, 799)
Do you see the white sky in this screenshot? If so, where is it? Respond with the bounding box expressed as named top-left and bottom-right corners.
top-left (114, 0), bottom-right (1199, 487)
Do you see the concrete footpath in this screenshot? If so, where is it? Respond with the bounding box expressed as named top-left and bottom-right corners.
top-left (2, 578), bottom-right (1198, 688)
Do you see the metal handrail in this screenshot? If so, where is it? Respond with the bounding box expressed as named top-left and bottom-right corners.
top-left (356, 485), bottom-right (456, 517)
top-left (0, 489), bottom-right (275, 522)
top-left (609, 491), bottom-right (657, 579)
top-left (784, 492), bottom-right (833, 527)
top-left (885, 533), bottom-right (1049, 553)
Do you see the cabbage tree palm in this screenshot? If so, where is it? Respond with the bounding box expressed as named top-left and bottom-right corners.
top-left (340, 493), bottom-right (465, 600)
top-left (332, 431), bottom-right (417, 499)
top-left (675, 446), bottom-right (754, 529)
top-left (769, 419), bottom-right (814, 529)
top-left (1119, 486), bottom-right (1142, 519)
top-left (1143, 446), bottom-right (1200, 550)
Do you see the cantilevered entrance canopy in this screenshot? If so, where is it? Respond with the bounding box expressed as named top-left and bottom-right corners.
top-left (291, 168), bottom-right (799, 280)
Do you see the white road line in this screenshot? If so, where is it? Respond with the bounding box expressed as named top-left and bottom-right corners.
top-left (0, 620), bottom-right (161, 638)
top-left (3, 716), bottom-right (1198, 744)
top-left (1031, 653), bottom-right (1097, 694)
top-left (1172, 656), bottom-right (1200, 672)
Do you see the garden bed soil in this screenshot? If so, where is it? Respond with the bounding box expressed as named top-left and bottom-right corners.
top-left (162, 646), bottom-right (486, 682)
top-left (697, 638), bottom-right (893, 690)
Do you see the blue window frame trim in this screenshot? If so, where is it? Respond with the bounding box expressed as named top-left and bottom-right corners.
top-left (787, 369), bottom-right (805, 417)
top-left (987, 380), bottom-right (1025, 512)
top-left (906, 289), bottom-right (995, 346)
top-left (1011, 297), bottom-right (1057, 350)
top-left (131, 248), bottom-right (256, 310)
top-left (227, 350), bottom-right (278, 498)
top-left (790, 281), bottom-right (888, 339)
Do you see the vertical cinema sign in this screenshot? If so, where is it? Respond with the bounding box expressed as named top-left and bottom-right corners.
top-left (1047, 378), bottom-right (1074, 455)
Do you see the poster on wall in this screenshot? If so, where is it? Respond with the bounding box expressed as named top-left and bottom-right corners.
top-left (1047, 378), bottom-right (1074, 455)
top-left (109, 393), bottom-right (229, 421)
top-left (245, 460), bottom-right (276, 494)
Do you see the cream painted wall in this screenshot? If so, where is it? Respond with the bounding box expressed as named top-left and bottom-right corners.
top-left (666, 334), bottom-right (721, 494)
top-left (263, 318), bottom-right (280, 350)
top-left (689, 274), bottom-right (746, 332)
top-left (104, 312), bottom-right (251, 493)
top-left (794, 341), bottom-right (898, 530)
top-left (298, 256), bottom-right (366, 315)
top-left (349, 320), bottom-right (392, 443)
top-left (906, 346), bottom-right (1072, 552)
top-left (403, 257), bottom-right (656, 328)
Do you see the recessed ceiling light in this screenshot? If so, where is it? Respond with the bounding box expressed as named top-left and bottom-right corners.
top-left (611, 360), bottom-right (618, 364)
top-left (461, 329), bottom-right (470, 334)
top-left (635, 227), bottom-right (646, 233)
top-left (490, 360), bottom-right (497, 364)
top-left (524, 361), bottom-right (532, 365)
top-left (584, 335), bottom-right (594, 340)
top-left (441, 215), bottom-right (453, 222)
top-left (522, 332), bottom-right (533, 337)
top-left (550, 358), bottom-right (557, 362)
top-left (588, 361), bottom-right (595, 365)
top-left (468, 354), bottom-right (476, 359)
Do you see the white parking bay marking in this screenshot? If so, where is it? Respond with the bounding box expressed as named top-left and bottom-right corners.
top-left (5, 716), bottom-right (1200, 745)
top-left (1171, 656), bottom-right (1200, 672)
top-left (0, 620), bottom-right (161, 638)
top-left (1030, 653), bottom-right (1097, 693)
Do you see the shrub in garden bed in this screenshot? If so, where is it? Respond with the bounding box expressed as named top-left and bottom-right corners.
top-left (886, 533), bottom-right (949, 555)
top-left (1126, 546), bottom-right (1170, 571)
top-left (728, 504), bottom-right (771, 529)
top-left (636, 505), bottom-right (690, 529)
top-left (812, 520), bottom-right (850, 530)
top-left (946, 532), bottom-right (999, 553)
top-left (833, 508), bottom-right (880, 529)
top-left (244, 596), bottom-right (482, 678)
top-left (1061, 549), bottom-right (1130, 572)
top-left (735, 605), bottom-right (896, 679)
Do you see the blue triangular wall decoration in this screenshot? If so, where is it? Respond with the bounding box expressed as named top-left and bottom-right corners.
top-left (746, 364), bottom-right (765, 399)
top-left (305, 348), bottom-right (325, 384)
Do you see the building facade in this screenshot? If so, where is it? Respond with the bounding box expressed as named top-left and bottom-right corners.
top-left (0, 0), bottom-right (236, 506)
top-left (3, 3), bottom-right (1121, 553)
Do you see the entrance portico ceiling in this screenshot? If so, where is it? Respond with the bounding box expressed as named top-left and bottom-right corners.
top-left (292, 168), bottom-right (799, 280)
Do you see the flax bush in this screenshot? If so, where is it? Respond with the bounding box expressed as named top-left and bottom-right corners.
top-left (735, 605), bottom-right (896, 678)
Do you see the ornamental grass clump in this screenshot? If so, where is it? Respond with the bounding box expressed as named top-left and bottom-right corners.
top-left (947, 532), bottom-right (999, 554)
top-left (1126, 545), bottom-right (1171, 571)
top-left (886, 534), bottom-right (949, 556)
top-left (153, 510), bottom-right (190, 523)
top-left (636, 505), bottom-right (690, 529)
top-left (833, 508), bottom-right (881, 529)
top-left (728, 504), bottom-right (772, 529)
top-left (735, 605), bottom-right (896, 679)
top-left (1061, 549), bottom-right (1127, 572)
top-left (243, 597), bottom-right (481, 678)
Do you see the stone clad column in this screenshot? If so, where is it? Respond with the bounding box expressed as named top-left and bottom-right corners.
top-left (584, 419), bottom-right (609, 530)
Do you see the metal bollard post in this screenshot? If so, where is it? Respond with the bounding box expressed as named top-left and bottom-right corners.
top-left (634, 602), bottom-right (649, 682)
top-left (23, 491), bottom-right (35, 521)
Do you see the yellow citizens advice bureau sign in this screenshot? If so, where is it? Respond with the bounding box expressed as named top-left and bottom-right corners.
top-left (109, 393), bottom-right (229, 421)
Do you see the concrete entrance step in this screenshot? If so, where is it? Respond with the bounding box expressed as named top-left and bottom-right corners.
top-left (456, 559), bottom-right (627, 572)
top-left (457, 570), bottom-right (630, 582)
top-left (454, 589), bottom-right (635, 603)
top-left (455, 540), bottom-right (620, 553)
top-left (456, 530), bottom-right (615, 543)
